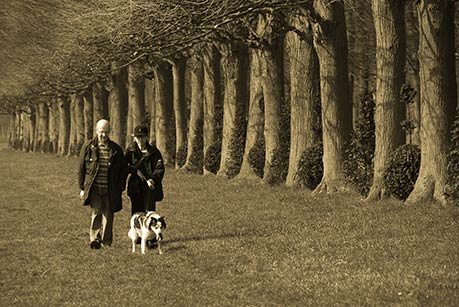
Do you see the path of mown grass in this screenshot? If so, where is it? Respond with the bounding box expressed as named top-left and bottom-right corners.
top-left (0, 148), bottom-right (458, 306)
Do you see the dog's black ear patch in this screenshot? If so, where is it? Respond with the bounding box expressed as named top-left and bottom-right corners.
top-left (159, 217), bottom-right (166, 229)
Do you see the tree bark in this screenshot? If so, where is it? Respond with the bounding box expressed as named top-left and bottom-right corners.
top-left (406, 0), bottom-right (457, 206)
top-left (182, 54), bottom-right (204, 173)
top-left (153, 61), bottom-right (175, 167)
top-left (57, 96), bottom-right (70, 156)
top-left (108, 64), bottom-right (128, 149)
top-left (217, 41), bottom-right (248, 179)
top-left (366, 0), bottom-right (406, 201)
top-left (203, 44), bottom-right (222, 174)
top-left (285, 11), bottom-right (321, 187)
top-left (170, 56), bottom-right (188, 169)
top-left (238, 49), bottom-right (265, 180)
top-left (312, 0), bottom-right (353, 194)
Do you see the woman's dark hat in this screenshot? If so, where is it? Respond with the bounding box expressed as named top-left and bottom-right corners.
top-left (133, 125), bottom-right (149, 137)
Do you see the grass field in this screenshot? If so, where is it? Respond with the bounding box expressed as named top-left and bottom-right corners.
top-left (0, 147), bottom-right (458, 306)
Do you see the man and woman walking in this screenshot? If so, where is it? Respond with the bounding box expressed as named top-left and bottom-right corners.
top-left (78, 119), bottom-right (164, 249)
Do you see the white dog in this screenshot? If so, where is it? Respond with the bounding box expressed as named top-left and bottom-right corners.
top-left (128, 211), bottom-right (166, 254)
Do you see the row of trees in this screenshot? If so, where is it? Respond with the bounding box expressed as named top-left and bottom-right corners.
top-left (1, 0), bottom-right (458, 205)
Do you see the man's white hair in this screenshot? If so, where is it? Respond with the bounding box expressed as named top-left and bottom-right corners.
top-left (96, 119), bottom-right (110, 131)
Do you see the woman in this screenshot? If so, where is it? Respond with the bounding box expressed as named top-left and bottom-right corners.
top-left (125, 125), bottom-right (165, 216)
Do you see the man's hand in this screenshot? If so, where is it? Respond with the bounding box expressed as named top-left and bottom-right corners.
top-left (147, 179), bottom-right (155, 190)
top-left (79, 190), bottom-right (85, 199)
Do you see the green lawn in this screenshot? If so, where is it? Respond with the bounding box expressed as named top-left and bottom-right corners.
top-left (0, 148), bottom-right (458, 306)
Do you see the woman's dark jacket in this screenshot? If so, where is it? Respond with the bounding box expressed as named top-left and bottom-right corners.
top-left (125, 142), bottom-right (165, 205)
top-left (78, 137), bottom-right (128, 212)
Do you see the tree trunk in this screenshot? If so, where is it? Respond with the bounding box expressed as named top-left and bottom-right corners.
top-left (170, 56), bottom-right (188, 169)
top-left (405, 2), bottom-right (421, 146)
top-left (128, 61), bottom-right (146, 133)
top-left (48, 101), bottom-right (59, 153)
top-left (153, 61), bottom-right (175, 167)
top-left (182, 54), bottom-right (204, 173)
top-left (75, 93), bottom-right (85, 154)
top-left (8, 113), bottom-right (17, 149)
top-left (145, 77), bottom-right (156, 145)
top-left (23, 106), bottom-right (35, 152)
top-left (203, 44), bottom-right (222, 174)
top-left (406, 0), bottom-right (457, 206)
top-left (238, 49), bottom-right (265, 180)
top-left (109, 64), bottom-right (128, 149)
top-left (68, 94), bottom-right (77, 156)
top-left (217, 41), bottom-right (248, 179)
top-left (83, 90), bottom-right (94, 142)
top-left (256, 13), bottom-right (288, 185)
top-left (12, 110), bottom-right (21, 150)
top-left (285, 11), bottom-right (321, 187)
top-left (312, 0), bottom-right (353, 194)
top-left (37, 102), bottom-right (49, 152)
top-left (93, 81), bottom-right (109, 123)
top-left (57, 96), bottom-right (70, 156)
top-left (366, 0), bottom-right (406, 201)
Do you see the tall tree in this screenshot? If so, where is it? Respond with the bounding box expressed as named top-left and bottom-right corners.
top-left (37, 102), bottom-right (49, 152)
top-left (169, 56), bottom-right (188, 169)
top-left (366, 0), bottom-right (406, 201)
top-left (285, 9), bottom-right (321, 187)
top-left (311, 0), bottom-right (353, 193)
top-left (217, 40), bottom-right (248, 179)
top-left (108, 64), bottom-right (128, 149)
top-left (74, 93), bottom-right (85, 154)
top-left (57, 95), bottom-right (70, 156)
top-left (182, 53), bottom-right (204, 173)
top-left (145, 76), bottom-right (156, 145)
top-left (203, 44), bottom-right (222, 175)
top-left (83, 89), bottom-right (94, 142)
top-left (93, 81), bottom-right (109, 123)
top-left (127, 61), bottom-right (146, 133)
top-left (406, 0), bottom-right (457, 205)
top-left (405, 2), bottom-right (421, 146)
top-left (238, 49), bottom-right (265, 180)
top-left (255, 13), bottom-right (288, 185)
top-left (67, 94), bottom-right (77, 156)
top-left (153, 61), bottom-right (175, 167)
top-left (48, 100), bottom-right (59, 153)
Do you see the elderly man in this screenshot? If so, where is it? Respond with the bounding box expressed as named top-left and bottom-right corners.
top-left (78, 119), bottom-right (127, 249)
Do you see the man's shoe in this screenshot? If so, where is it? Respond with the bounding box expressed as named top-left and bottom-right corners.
top-left (90, 240), bottom-right (101, 249)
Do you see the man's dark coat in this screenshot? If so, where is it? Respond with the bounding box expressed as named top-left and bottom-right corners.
top-left (78, 137), bottom-right (128, 212)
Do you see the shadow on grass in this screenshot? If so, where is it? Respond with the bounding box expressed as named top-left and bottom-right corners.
top-left (164, 230), bottom-right (258, 247)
